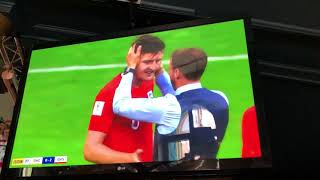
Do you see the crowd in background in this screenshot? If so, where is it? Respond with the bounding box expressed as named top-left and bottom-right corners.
top-left (0, 117), bottom-right (11, 171)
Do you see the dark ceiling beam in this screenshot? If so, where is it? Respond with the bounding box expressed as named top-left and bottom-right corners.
top-left (0, 0), bottom-right (15, 14)
top-left (139, 0), bottom-right (196, 16)
top-left (252, 18), bottom-right (320, 38)
top-left (32, 24), bottom-right (98, 37)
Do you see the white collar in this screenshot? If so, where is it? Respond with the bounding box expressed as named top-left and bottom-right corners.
top-left (175, 82), bottom-right (202, 95)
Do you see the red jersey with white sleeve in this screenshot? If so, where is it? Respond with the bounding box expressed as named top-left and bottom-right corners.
top-left (88, 73), bottom-right (154, 162)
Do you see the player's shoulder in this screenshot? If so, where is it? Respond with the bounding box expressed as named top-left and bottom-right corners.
top-left (210, 90), bottom-right (229, 105)
top-left (96, 74), bottom-right (122, 100)
top-left (243, 106), bottom-right (256, 118)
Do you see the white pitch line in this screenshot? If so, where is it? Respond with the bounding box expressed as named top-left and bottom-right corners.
top-left (28, 54), bottom-right (248, 74)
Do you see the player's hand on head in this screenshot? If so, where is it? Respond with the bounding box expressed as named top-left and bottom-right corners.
top-left (131, 149), bottom-right (143, 162)
top-left (126, 44), bottom-right (142, 69)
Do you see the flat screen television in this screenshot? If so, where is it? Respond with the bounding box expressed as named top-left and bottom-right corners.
top-left (2, 17), bottom-right (271, 179)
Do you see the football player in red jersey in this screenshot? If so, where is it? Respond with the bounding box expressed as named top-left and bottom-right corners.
top-left (84, 35), bottom-right (165, 164)
top-left (241, 106), bottom-right (262, 158)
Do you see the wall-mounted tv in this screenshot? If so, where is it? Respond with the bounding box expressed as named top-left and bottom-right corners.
top-left (2, 17), bottom-right (271, 179)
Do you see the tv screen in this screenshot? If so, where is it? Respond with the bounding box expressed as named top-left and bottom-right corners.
top-left (3, 18), bottom-right (270, 178)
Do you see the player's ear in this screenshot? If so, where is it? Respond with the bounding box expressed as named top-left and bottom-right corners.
top-left (174, 68), bottom-right (181, 80)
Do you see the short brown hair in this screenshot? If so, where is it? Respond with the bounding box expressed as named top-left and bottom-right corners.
top-left (171, 48), bottom-right (208, 80)
top-left (132, 34), bottom-right (165, 54)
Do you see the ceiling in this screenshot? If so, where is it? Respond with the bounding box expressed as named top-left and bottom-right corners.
top-left (0, 0), bottom-right (319, 44)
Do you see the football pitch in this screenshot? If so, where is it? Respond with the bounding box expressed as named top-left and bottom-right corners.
top-left (10, 20), bottom-right (255, 167)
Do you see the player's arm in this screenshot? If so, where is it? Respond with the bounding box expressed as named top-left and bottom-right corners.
top-left (156, 71), bottom-right (175, 95)
top-left (155, 61), bottom-right (175, 95)
top-left (210, 90), bottom-right (229, 142)
top-left (84, 131), bottom-right (141, 164)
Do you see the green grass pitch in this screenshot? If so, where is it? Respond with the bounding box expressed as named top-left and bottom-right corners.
top-left (9, 19), bottom-right (255, 167)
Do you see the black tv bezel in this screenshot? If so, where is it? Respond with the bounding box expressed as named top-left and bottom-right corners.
top-left (2, 16), bottom-right (272, 179)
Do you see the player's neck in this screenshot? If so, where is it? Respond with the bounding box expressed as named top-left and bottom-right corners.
top-left (175, 79), bottom-right (200, 90)
top-left (132, 77), bottom-right (142, 87)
